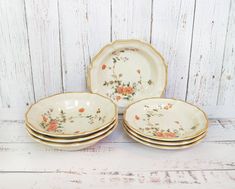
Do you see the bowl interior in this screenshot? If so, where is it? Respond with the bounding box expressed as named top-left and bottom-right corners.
top-left (125, 98), bottom-right (207, 139)
top-left (26, 93), bottom-right (116, 135)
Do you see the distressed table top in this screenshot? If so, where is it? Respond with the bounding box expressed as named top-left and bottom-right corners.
top-left (1, 117), bottom-right (235, 188)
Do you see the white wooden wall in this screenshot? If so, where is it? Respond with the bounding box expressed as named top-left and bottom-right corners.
top-left (0, 0), bottom-right (235, 119)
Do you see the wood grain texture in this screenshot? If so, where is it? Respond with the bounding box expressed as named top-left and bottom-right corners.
top-left (59, 0), bottom-right (111, 92)
top-left (217, 0), bottom-right (235, 105)
top-left (186, 0), bottom-right (231, 106)
top-left (112, 0), bottom-right (152, 41)
top-left (0, 170), bottom-right (235, 189)
top-left (151, 0), bottom-right (195, 100)
top-left (0, 0), bottom-right (34, 109)
top-left (24, 0), bottom-right (63, 100)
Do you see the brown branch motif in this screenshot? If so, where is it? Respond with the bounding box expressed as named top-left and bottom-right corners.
top-left (39, 108), bottom-right (106, 133)
top-left (134, 103), bottom-right (198, 138)
top-left (101, 48), bottom-right (153, 102)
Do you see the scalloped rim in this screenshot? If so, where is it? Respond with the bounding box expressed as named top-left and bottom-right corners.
top-left (87, 39), bottom-right (168, 113)
top-left (25, 92), bottom-right (118, 138)
top-left (123, 124), bottom-right (206, 150)
top-left (123, 97), bottom-right (209, 141)
top-left (123, 121), bottom-right (207, 146)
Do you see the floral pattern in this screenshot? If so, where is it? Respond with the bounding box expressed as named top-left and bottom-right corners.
top-left (134, 104), bottom-right (199, 138)
top-left (102, 48), bottom-right (153, 102)
top-left (40, 108), bottom-right (106, 133)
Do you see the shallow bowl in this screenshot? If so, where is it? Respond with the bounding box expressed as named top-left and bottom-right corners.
top-left (124, 97), bottom-right (208, 141)
top-left (25, 118), bottom-right (117, 143)
top-left (25, 92), bottom-right (117, 137)
top-left (26, 121), bottom-right (118, 151)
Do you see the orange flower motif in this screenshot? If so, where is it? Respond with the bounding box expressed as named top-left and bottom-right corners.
top-left (164, 132), bottom-right (176, 138)
top-left (102, 64), bottom-right (106, 70)
top-left (156, 131), bottom-right (164, 137)
top-left (117, 86), bottom-right (124, 94)
top-left (79, 108), bottom-right (85, 113)
top-left (135, 115), bottom-right (140, 120)
top-left (156, 131), bottom-right (176, 138)
top-left (117, 86), bottom-right (134, 95)
top-left (42, 115), bottom-right (48, 122)
top-left (125, 86), bottom-right (134, 94)
top-left (122, 87), bottom-right (128, 94)
top-left (47, 120), bottom-right (58, 131)
top-left (116, 96), bottom-right (121, 101)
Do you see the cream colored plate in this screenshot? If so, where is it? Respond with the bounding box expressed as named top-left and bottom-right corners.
top-left (88, 39), bottom-right (167, 113)
top-left (123, 125), bottom-right (205, 150)
top-left (25, 92), bottom-right (117, 138)
top-left (26, 121), bottom-right (118, 151)
top-left (124, 98), bottom-right (208, 141)
top-left (25, 119), bottom-right (117, 143)
top-left (123, 122), bottom-right (207, 146)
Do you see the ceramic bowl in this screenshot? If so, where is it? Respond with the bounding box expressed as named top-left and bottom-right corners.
top-left (26, 121), bottom-right (118, 151)
top-left (123, 125), bottom-right (206, 150)
top-left (25, 92), bottom-right (117, 137)
top-left (124, 98), bottom-right (208, 141)
top-left (122, 121), bottom-right (207, 146)
top-left (87, 39), bottom-right (167, 113)
top-left (25, 118), bottom-right (117, 143)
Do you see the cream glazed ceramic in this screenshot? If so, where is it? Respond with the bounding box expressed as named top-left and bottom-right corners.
top-left (122, 121), bottom-right (207, 146)
top-left (124, 98), bottom-right (208, 141)
top-left (123, 125), bottom-right (205, 150)
top-left (25, 119), bottom-right (117, 143)
top-left (26, 121), bottom-right (118, 151)
top-left (87, 39), bottom-right (167, 113)
top-left (25, 93), bottom-right (117, 137)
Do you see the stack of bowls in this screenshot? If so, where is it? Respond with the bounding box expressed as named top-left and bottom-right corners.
top-left (25, 93), bottom-right (118, 150)
top-left (123, 98), bottom-right (208, 150)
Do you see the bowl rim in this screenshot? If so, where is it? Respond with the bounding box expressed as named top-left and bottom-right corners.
top-left (123, 121), bottom-right (207, 146)
top-left (25, 92), bottom-right (118, 137)
top-left (25, 119), bottom-right (117, 143)
top-left (123, 97), bottom-right (209, 141)
top-left (123, 123), bottom-right (206, 150)
top-left (26, 120), bottom-right (118, 147)
top-left (86, 39), bottom-right (168, 113)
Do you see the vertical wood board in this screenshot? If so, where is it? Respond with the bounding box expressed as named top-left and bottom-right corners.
top-left (59, 0), bottom-right (111, 92)
top-left (25, 0), bottom-right (63, 100)
top-left (186, 0), bottom-right (231, 106)
top-left (0, 0), bottom-right (34, 110)
top-left (217, 0), bottom-right (235, 105)
top-left (151, 0), bottom-right (196, 100)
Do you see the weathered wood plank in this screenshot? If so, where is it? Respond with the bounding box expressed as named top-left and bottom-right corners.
top-left (151, 0), bottom-right (195, 99)
top-left (59, 0), bottom-right (111, 91)
top-left (24, 0), bottom-right (63, 100)
top-left (186, 0), bottom-right (231, 106)
top-left (0, 0), bottom-right (34, 109)
top-left (0, 141), bottom-right (235, 171)
top-left (217, 0), bottom-right (235, 105)
top-left (0, 170), bottom-right (234, 189)
top-left (112, 0), bottom-right (152, 41)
